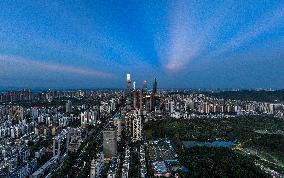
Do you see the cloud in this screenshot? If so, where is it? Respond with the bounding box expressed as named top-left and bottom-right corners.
top-left (0, 55), bottom-right (113, 78)
top-left (164, 2), bottom-right (284, 73)
top-left (207, 4), bottom-right (284, 58)
top-left (164, 1), bottom-right (194, 72)
top-left (165, 1), bottom-right (233, 73)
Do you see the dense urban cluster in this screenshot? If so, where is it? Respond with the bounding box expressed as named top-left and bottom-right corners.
top-left (0, 74), bottom-right (283, 178)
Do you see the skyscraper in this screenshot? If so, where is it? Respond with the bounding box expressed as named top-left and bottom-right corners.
top-left (133, 81), bottom-right (136, 90)
top-left (132, 110), bottom-right (142, 142)
top-left (153, 78), bottom-right (157, 94)
top-left (139, 89), bottom-right (143, 110)
top-left (103, 129), bottom-right (117, 158)
top-left (133, 90), bottom-right (137, 109)
top-left (143, 80), bottom-right (147, 92)
top-left (127, 74), bottom-right (131, 97)
top-left (66, 100), bottom-right (72, 113)
top-left (90, 152), bottom-right (104, 178)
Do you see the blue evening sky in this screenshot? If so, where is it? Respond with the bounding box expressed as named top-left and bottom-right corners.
top-left (0, 0), bottom-right (283, 89)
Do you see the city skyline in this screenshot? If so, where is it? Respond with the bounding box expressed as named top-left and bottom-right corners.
top-left (0, 1), bottom-right (283, 89)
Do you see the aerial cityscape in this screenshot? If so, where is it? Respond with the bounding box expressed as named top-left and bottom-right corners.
top-left (0, 1), bottom-right (284, 178)
top-left (0, 74), bottom-right (284, 178)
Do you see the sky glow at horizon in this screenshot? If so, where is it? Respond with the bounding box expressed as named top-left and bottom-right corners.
top-left (0, 0), bottom-right (283, 89)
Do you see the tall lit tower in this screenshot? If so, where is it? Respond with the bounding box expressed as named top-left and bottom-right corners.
top-left (127, 74), bottom-right (131, 97)
top-left (133, 81), bottom-right (136, 90)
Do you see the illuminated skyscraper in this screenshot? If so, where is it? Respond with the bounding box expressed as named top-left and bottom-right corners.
top-left (133, 81), bottom-right (136, 90)
top-left (127, 73), bottom-right (131, 97)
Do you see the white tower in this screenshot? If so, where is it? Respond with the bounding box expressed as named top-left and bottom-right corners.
top-left (133, 81), bottom-right (136, 90)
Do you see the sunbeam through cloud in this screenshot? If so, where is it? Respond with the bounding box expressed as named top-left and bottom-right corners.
top-left (0, 55), bottom-right (113, 78)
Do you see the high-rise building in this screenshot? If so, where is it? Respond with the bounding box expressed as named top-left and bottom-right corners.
top-left (133, 90), bottom-right (137, 109)
top-left (139, 90), bottom-right (143, 110)
top-left (132, 110), bottom-right (142, 142)
top-left (153, 78), bottom-right (157, 94)
top-left (127, 74), bottom-right (131, 97)
top-left (32, 107), bottom-right (39, 121)
top-left (66, 100), bottom-right (72, 113)
top-left (151, 78), bottom-right (158, 111)
top-left (170, 101), bottom-right (174, 113)
top-left (133, 81), bottom-right (136, 90)
top-left (90, 152), bottom-right (104, 178)
top-left (145, 95), bottom-right (151, 111)
top-left (143, 80), bottom-right (147, 92)
top-left (103, 129), bottom-right (117, 158)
